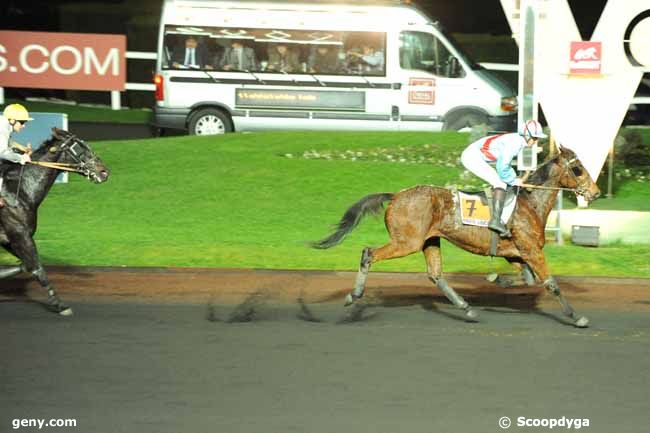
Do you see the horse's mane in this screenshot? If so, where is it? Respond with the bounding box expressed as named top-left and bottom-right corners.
top-left (527, 154), bottom-right (560, 185)
top-left (2, 134), bottom-right (63, 181)
top-left (31, 136), bottom-right (57, 159)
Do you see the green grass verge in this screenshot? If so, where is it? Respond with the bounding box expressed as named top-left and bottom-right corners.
top-left (1, 130), bottom-right (647, 278)
top-left (6, 98), bottom-right (151, 124)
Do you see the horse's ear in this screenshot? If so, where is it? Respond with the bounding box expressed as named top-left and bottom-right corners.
top-left (559, 145), bottom-right (576, 159)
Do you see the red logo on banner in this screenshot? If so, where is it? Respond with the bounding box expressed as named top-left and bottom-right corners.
top-left (0, 31), bottom-right (126, 91)
top-left (569, 41), bottom-right (602, 75)
top-left (408, 78), bottom-right (435, 104)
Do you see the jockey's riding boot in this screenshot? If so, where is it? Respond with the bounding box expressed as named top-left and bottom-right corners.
top-left (488, 187), bottom-right (509, 237)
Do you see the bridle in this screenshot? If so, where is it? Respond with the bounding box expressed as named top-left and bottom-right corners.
top-left (523, 153), bottom-right (589, 197)
top-left (29, 134), bottom-right (101, 181)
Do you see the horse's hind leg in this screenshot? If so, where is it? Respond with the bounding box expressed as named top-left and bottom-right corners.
top-left (344, 240), bottom-right (422, 306)
top-left (344, 247), bottom-right (372, 306)
top-left (423, 237), bottom-right (478, 320)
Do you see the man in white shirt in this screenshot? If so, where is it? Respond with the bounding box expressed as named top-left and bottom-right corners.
top-left (0, 104), bottom-right (33, 207)
top-left (346, 43), bottom-right (385, 75)
top-left (219, 40), bottom-right (258, 71)
top-left (172, 36), bottom-right (209, 69)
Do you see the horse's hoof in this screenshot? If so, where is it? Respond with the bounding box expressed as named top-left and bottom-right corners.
top-left (574, 316), bottom-right (589, 328)
top-left (465, 308), bottom-right (479, 320)
top-left (59, 307), bottom-right (73, 317)
top-left (344, 293), bottom-right (354, 307)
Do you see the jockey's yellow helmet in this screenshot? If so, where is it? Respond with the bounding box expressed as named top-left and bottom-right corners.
top-left (3, 103), bottom-right (33, 121)
top-left (520, 119), bottom-right (547, 140)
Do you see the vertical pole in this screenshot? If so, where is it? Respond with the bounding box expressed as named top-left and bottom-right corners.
top-left (518, 0), bottom-right (536, 129)
top-left (111, 91), bottom-right (121, 110)
top-left (607, 145), bottom-right (614, 198)
top-left (60, 114), bottom-right (69, 184)
top-left (0, 87), bottom-right (4, 105)
top-left (556, 190), bottom-right (563, 244)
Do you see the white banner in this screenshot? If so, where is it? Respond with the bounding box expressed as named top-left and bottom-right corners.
top-left (500, 0), bottom-right (650, 181)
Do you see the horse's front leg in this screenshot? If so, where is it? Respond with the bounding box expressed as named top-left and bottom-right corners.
top-left (9, 232), bottom-right (72, 316)
top-left (521, 250), bottom-right (588, 328)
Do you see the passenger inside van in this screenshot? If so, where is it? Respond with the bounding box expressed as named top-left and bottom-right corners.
top-left (308, 45), bottom-right (341, 74)
top-left (266, 43), bottom-right (301, 73)
top-left (345, 41), bottom-right (384, 75)
top-left (218, 39), bottom-right (259, 71)
top-left (171, 36), bottom-right (211, 69)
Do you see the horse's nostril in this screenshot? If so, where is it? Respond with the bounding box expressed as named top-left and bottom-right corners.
top-left (100, 170), bottom-right (109, 180)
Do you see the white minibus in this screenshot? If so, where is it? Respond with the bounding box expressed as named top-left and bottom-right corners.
top-left (153, 0), bottom-right (517, 135)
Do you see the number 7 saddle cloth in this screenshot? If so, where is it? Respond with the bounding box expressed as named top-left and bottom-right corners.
top-left (455, 188), bottom-right (518, 228)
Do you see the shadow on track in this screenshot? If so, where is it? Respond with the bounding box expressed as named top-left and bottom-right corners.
top-left (200, 282), bottom-right (578, 328)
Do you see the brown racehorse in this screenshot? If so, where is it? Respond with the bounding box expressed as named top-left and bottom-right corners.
top-left (312, 147), bottom-right (600, 328)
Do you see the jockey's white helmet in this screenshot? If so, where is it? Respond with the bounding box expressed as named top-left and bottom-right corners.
top-left (520, 119), bottom-right (547, 140)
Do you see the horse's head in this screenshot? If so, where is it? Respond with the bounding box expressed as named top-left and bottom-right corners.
top-left (556, 147), bottom-right (600, 202)
top-left (50, 128), bottom-right (110, 184)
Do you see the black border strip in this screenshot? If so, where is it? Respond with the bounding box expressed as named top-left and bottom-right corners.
top-left (169, 76), bottom-right (395, 89)
top-left (400, 115), bottom-right (442, 122)
top-left (248, 111), bottom-right (310, 119)
top-left (312, 112), bottom-right (390, 121)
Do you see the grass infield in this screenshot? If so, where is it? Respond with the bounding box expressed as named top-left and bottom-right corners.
top-left (2, 130), bottom-right (648, 278)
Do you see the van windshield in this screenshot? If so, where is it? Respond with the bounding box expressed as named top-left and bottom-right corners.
top-left (433, 23), bottom-right (482, 71)
top-left (162, 26), bottom-right (387, 76)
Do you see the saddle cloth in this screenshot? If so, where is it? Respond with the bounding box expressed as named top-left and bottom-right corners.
top-left (457, 189), bottom-right (517, 227)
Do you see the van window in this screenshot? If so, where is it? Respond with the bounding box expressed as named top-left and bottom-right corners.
top-left (399, 31), bottom-right (465, 78)
top-left (163, 26), bottom-right (386, 76)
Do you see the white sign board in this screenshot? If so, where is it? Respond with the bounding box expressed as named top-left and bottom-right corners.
top-left (500, 0), bottom-right (650, 181)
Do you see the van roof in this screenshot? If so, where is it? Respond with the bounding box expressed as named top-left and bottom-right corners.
top-left (163, 0), bottom-right (433, 29)
top-left (167, 0), bottom-right (410, 6)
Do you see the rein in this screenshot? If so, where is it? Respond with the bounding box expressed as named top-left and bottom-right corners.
top-left (13, 133), bottom-right (97, 200)
top-left (28, 161), bottom-right (82, 173)
top-left (523, 153), bottom-right (585, 194)
top-left (521, 183), bottom-right (577, 192)
top-left (14, 137), bottom-right (87, 174)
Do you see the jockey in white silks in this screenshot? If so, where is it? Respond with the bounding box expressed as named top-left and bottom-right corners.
top-left (0, 104), bottom-right (33, 207)
top-left (460, 119), bottom-right (547, 237)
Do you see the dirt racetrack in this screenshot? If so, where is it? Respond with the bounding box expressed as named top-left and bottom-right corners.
top-left (0, 266), bottom-right (649, 310)
top-left (2, 267), bottom-right (649, 433)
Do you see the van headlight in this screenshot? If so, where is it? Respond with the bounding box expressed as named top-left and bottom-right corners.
top-left (501, 96), bottom-right (518, 113)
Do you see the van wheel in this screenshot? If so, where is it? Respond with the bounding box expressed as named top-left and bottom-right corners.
top-left (188, 109), bottom-right (233, 135)
top-left (444, 112), bottom-right (487, 131)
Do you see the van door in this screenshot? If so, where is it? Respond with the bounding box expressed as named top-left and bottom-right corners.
top-left (397, 30), bottom-right (469, 131)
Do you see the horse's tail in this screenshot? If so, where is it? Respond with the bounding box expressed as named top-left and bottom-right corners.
top-left (311, 193), bottom-right (394, 249)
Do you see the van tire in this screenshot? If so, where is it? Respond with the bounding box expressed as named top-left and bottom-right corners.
top-left (443, 112), bottom-right (487, 131)
top-left (188, 108), bottom-right (233, 135)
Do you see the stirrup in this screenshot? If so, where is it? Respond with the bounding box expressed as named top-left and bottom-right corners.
top-left (488, 221), bottom-right (511, 238)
